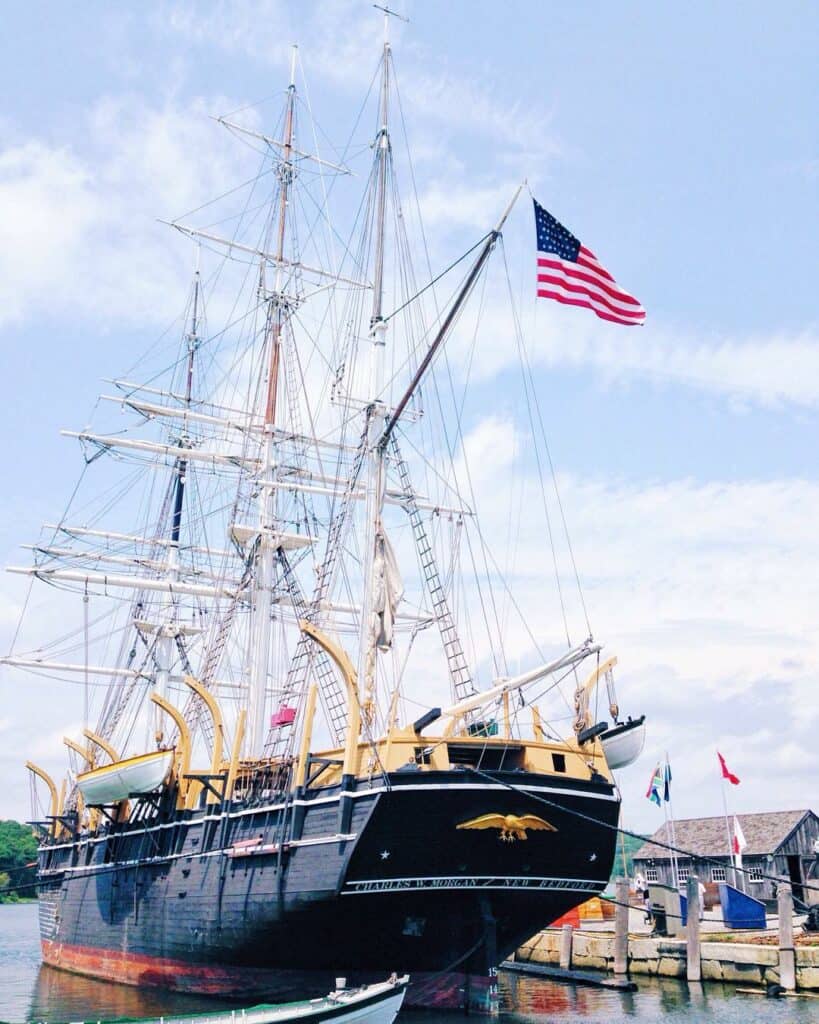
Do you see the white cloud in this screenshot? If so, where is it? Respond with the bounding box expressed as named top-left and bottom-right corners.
top-left (488, 468), bottom-right (819, 683)
top-left (159, 0), bottom-right (562, 160)
top-left (460, 292), bottom-right (819, 408)
top-left (0, 94), bottom-right (256, 331)
top-left (417, 181), bottom-right (518, 233)
top-left (540, 316), bottom-right (819, 409)
top-left (0, 142), bottom-right (99, 326)
top-left (455, 413), bottom-right (520, 489)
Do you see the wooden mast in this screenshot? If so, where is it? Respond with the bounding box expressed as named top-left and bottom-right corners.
top-left (263, 50), bottom-right (296, 429)
top-left (155, 257), bottom-right (201, 739)
top-left (357, 18), bottom-right (392, 727)
top-left (247, 46), bottom-right (298, 755)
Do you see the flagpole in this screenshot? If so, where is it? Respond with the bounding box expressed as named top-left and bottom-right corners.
top-left (720, 774), bottom-right (737, 888)
top-left (663, 798), bottom-right (676, 889)
top-left (664, 752), bottom-right (679, 889)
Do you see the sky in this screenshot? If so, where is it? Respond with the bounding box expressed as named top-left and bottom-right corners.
top-left (0, 1), bottom-right (817, 835)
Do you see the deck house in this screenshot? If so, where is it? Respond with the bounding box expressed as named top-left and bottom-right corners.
top-left (632, 808), bottom-right (818, 906)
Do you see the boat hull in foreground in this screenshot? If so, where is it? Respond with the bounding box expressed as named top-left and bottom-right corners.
top-left (29, 977), bottom-right (408, 1024)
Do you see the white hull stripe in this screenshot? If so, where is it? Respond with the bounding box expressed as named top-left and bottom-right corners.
top-left (343, 875), bottom-right (606, 894)
top-left (43, 780), bottom-right (616, 853)
top-left (39, 832), bottom-right (358, 878)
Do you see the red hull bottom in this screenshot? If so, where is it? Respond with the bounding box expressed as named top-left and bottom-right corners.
top-left (42, 940), bottom-right (284, 996)
top-left (42, 941), bottom-right (500, 1014)
top-left (403, 970), bottom-right (499, 1014)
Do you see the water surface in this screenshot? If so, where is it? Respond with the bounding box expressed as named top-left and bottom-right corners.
top-left (1, 904), bottom-right (813, 1023)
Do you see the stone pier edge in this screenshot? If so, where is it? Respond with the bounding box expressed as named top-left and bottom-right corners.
top-left (515, 929), bottom-right (819, 989)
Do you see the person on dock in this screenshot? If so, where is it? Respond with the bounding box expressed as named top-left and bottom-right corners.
top-left (643, 887), bottom-right (652, 924)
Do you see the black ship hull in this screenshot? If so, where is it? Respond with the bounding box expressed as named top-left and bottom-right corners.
top-left (37, 770), bottom-right (619, 1011)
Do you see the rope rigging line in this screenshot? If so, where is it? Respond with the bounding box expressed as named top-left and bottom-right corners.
top-left (382, 231), bottom-right (492, 326)
top-left (500, 238), bottom-right (592, 639)
top-left (385, 44), bottom-right (510, 692)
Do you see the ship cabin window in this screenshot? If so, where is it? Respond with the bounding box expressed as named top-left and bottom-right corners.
top-left (645, 867), bottom-right (659, 882)
top-left (414, 747), bottom-right (433, 766)
top-left (551, 753), bottom-right (566, 773)
top-left (711, 865), bottom-right (727, 882)
top-left (446, 743), bottom-right (524, 771)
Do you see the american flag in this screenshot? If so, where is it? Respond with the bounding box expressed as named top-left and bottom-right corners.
top-left (534, 198), bottom-right (645, 326)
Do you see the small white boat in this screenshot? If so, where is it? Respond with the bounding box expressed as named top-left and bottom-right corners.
top-left (76, 749), bottom-right (174, 805)
top-left (601, 715), bottom-right (646, 769)
top-left (30, 976), bottom-right (409, 1024)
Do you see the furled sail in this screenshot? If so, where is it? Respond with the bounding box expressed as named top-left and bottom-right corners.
top-left (373, 528), bottom-right (403, 651)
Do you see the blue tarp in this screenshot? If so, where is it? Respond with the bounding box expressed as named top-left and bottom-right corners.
top-left (719, 882), bottom-right (766, 929)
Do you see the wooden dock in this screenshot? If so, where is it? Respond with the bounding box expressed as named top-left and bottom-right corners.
top-left (501, 959), bottom-right (638, 991)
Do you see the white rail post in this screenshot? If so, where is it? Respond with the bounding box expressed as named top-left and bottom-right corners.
top-left (559, 923), bottom-right (573, 970)
top-left (614, 876), bottom-right (629, 976)
top-left (686, 875), bottom-right (702, 982)
top-left (778, 883), bottom-right (796, 990)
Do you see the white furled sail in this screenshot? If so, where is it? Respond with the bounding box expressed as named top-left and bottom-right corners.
top-left (373, 529), bottom-right (403, 652)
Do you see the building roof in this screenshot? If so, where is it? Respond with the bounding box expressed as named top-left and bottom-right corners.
top-left (633, 809), bottom-right (815, 861)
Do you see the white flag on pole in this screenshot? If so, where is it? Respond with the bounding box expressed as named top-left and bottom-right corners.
top-left (732, 815), bottom-right (747, 870)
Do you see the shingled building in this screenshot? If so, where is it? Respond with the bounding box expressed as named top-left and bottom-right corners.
top-left (632, 809), bottom-right (819, 905)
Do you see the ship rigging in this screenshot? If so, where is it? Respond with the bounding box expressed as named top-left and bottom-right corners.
top-left (8, 19), bottom-right (642, 1014)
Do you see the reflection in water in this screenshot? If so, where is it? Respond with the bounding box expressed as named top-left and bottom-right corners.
top-left (495, 971), bottom-right (816, 1024)
top-left (28, 965), bottom-right (240, 1022)
top-left (500, 973), bottom-right (629, 1020)
top-left (1, 906), bottom-right (816, 1024)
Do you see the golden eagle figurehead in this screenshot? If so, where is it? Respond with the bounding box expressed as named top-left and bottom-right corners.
top-left (456, 813), bottom-right (558, 842)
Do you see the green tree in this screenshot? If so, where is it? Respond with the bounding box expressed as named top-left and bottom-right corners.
top-left (0, 820), bottom-right (39, 903)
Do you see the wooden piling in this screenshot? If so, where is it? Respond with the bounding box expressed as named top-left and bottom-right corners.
top-left (686, 875), bottom-right (701, 982)
top-left (614, 876), bottom-right (629, 977)
top-left (778, 883), bottom-right (796, 991)
top-left (559, 924), bottom-right (573, 970)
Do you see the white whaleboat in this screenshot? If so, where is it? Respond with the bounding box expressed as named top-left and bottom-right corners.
top-left (30, 976), bottom-right (409, 1024)
top-left (600, 717), bottom-right (646, 770)
top-left (573, 657), bottom-right (645, 770)
top-left (76, 749), bottom-right (174, 806)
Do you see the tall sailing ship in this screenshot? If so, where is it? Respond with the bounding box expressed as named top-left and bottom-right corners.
top-left (7, 22), bottom-right (644, 1015)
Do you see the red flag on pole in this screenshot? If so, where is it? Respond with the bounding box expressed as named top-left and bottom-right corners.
top-left (717, 751), bottom-right (740, 785)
